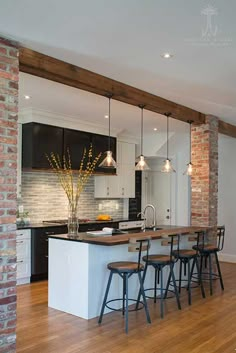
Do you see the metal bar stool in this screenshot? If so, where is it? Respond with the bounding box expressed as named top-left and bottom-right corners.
top-left (98, 236), bottom-right (151, 334)
top-left (192, 226), bottom-right (225, 295)
top-left (166, 232), bottom-right (206, 305)
top-left (136, 234), bottom-right (181, 319)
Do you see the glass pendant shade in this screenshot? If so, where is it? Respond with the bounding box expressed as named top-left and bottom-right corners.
top-left (99, 150), bottom-right (117, 168)
top-left (135, 105), bottom-right (150, 171)
top-left (161, 113), bottom-right (175, 173)
top-left (183, 162), bottom-right (193, 176)
top-left (183, 120), bottom-right (193, 176)
top-left (99, 94), bottom-right (116, 169)
top-left (135, 155), bottom-right (150, 171)
top-left (161, 158), bottom-right (176, 173)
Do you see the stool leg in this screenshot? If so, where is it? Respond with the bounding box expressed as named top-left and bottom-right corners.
top-left (179, 259), bottom-right (182, 293)
top-left (209, 253), bottom-right (213, 295)
top-left (215, 252), bottom-right (224, 290)
top-left (160, 267), bottom-right (164, 318)
top-left (98, 271), bottom-right (113, 324)
top-left (136, 263), bottom-right (148, 310)
top-left (187, 260), bottom-right (192, 305)
top-left (199, 254), bottom-right (203, 284)
top-left (154, 267), bottom-right (158, 303)
top-left (125, 273), bottom-right (129, 334)
top-left (195, 257), bottom-right (205, 298)
top-left (164, 268), bottom-right (171, 299)
top-left (138, 271), bottom-right (151, 324)
top-left (170, 263), bottom-right (181, 310)
top-left (122, 274), bottom-right (126, 316)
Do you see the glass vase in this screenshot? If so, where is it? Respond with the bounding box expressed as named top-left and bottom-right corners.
top-left (68, 204), bottom-right (79, 236)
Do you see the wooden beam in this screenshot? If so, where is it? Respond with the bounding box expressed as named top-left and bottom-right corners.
top-left (19, 47), bottom-right (205, 124)
top-left (218, 120), bottom-right (236, 138)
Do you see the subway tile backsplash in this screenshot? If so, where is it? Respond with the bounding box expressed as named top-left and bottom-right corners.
top-left (20, 171), bottom-right (124, 223)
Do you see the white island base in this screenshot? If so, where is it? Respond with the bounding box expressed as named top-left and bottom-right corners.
top-left (48, 237), bottom-right (187, 320)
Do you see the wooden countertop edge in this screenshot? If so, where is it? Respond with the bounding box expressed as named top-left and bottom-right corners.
top-left (48, 226), bottom-right (210, 246)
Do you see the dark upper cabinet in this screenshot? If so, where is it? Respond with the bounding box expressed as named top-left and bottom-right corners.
top-left (63, 128), bottom-right (91, 170)
top-left (22, 122), bottom-right (116, 173)
top-left (22, 122), bottom-right (63, 169)
top-left (92, 133), bottom-right (116, 174)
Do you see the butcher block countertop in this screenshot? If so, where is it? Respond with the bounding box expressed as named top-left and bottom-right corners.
top-left (48, 225), bottom-right (209, 246)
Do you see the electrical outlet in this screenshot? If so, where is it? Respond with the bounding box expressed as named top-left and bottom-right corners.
top-left (115, 203), bottom-right (119, 210)
top-left (98, 203), bottom-right (102, 210)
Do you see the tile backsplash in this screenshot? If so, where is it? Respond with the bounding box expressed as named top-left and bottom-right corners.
top-left (20, 171), bottom-right (125, 223)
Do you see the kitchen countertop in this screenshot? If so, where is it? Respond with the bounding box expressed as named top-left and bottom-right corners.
top-left (48, 225), bottom-right (209, 246)
top-left (16, 218), bottom-right (142, 230)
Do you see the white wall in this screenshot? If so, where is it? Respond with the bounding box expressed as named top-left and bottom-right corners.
top-left (218, 134), bottom-right (236, 263)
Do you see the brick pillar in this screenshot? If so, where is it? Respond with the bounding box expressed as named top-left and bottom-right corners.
top-left (0, 37), bottom-right (19, 353)
top-left (191, 115), bottom-right (218, 228)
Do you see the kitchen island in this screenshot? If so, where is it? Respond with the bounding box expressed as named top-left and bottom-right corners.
top-left (48, 225), bottom-right (208, 319)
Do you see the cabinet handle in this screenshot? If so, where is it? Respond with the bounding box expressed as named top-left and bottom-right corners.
top-left (16, 240), bottom-right (24, 244)
top-left (45, 255), bottom-right (48, 258)
top-left (17, 260), bottom-right (23, 263)
top-left (45, 231), bottom-right (55, 235)
top-left (17, 233), bottom-right (24, 236)
top-left (45, 239), bottom-right (48, 242)
top-left (107, 187), bottom-right (109, 196)
top-left (122, 187), bottom-right (124, 196)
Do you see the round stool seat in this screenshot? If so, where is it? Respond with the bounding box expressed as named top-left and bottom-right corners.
top-left (143, 254), bottom-right (172, 264)
top-left (107, 261), bottom-right (144, 272)
top-left (193, 244), bottom-right (219, 253)
top-left (173, 249), bottom-right (197, 258)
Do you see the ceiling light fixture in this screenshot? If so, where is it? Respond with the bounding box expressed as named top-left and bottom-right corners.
top-left (154, 128), bottom-right (158, 131)
top-left (161, 52), bottom-right (173, 59)
top-left (99, 94), bottom-right (117, 169)
top-left (183, 120), bottom-right (194, 176)
top-left (161, 113), bottom-right (176, 173)
top-left (24, 95), bottom-right (31, 100)
top-left (135, 105), bottom-right (150, 171)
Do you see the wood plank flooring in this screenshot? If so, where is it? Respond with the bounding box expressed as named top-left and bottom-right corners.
top-left (17, 262), bottom-right (236, 353)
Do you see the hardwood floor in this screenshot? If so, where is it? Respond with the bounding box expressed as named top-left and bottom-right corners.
top-left (17, 262), bottom-right (236, 353)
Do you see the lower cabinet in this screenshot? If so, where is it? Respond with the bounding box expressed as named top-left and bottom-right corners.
top-left (31, 226), bottom-right (68, 281)
top-left (16, 229), bottom-right (31, 285)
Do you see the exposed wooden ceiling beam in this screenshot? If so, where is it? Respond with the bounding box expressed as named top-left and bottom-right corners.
top-left (19, 47), bottom-right (205, 124)
top-left (218, 120), bottom-right (236, 138)
top-left (19, 47), bottom-right (236, 138)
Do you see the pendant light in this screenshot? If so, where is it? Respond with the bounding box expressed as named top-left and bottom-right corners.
top-left (99, 94), bottom-right (117, 168)
top-left (161, 112), bottom-right (176, 173)
top-left (135, 104), bottom-right (150, 171)
top-left (183, 120), bottom-right (193, 176)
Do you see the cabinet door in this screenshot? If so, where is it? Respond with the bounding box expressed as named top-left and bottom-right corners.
top-left (64, 129), bottom-right (91, 170)
top-left (92, 133), bottom-right (116, 174)
top-left (94, 175), bottom-right (119, 198)
top-left (22, 122), bottom-right (63, 169)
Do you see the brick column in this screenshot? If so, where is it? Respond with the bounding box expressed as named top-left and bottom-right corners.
top-left (0, 37), bottom-right (19, 353)
top-left (191, 115), bottom-right (218, 227)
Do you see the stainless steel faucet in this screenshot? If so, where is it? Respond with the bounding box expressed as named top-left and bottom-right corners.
top-left (143, 204), bottom-right (156, 231)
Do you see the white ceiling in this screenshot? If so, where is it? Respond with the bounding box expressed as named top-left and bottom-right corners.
top-left (1, 0), bottom-right (236, 128)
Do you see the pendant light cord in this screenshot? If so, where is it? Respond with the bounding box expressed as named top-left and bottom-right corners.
top-left (189, 121), bottom-right (191, 162)
top-left (141, 106), bottom-right (143, 155)
top-left (167, 115), bottom-right (169, 159)
top-left (108, 96), bottom-right (111, 151)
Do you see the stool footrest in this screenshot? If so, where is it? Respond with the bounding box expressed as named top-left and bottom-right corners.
top-left (105, 298), bottom-right (144, 312)
top-left (144, 287), bottom-right (176, 299)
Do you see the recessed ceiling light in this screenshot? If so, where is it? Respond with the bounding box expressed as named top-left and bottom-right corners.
top-left (161, 53), bottom-right (173, 59)
top-left (154, 128), bottom-right (158, 131)
top-left (104, 115), bottom-right (109, 119)
top-left (24, 95), bottom-right (31, 100)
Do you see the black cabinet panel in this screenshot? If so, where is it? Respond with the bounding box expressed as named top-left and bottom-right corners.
top-left (22, 122), bottom-right (116, 174)
top-left (64, 128), bottom-right (91, 170)
top-left (92, 133), bottom-right (116, 174)
top-left (31, 225), bottom-right (67, 281)
top-left (129, 171), bottom-right (142, 220)
top-left (22, 122), bottom-right (63, 169)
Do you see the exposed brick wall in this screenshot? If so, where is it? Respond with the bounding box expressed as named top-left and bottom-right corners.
top-left (191, 115), bottom-right (218, 228)
top-left (0, 37), bottom-right (19, 353)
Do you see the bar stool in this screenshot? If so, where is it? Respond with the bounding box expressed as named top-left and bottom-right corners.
top-left (193, 226), bottom-right (225, 295)
top-left (166, 232), bottom-right (206, 305)
top-left (136, 234), bottom-right (181, 319)
top-left (98, 237), bottom-right (151, 333)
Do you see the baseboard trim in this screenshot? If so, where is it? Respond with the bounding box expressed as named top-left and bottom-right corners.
top-left (219, 253), bottom-right (236, 263)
